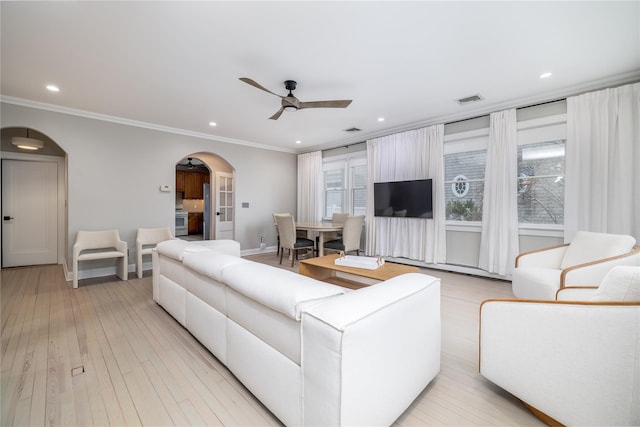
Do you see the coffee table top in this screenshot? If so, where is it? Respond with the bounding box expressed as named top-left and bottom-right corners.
top-left (299, 254), bottom-right (418, 281)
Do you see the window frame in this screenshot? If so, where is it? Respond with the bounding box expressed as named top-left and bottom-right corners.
top-left (322, 152), bottom-right (367, 220)
top-left (443, 113), bottom-right (567, 236)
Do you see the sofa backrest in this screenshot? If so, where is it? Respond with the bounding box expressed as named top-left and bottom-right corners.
top-left (560, 231), bottom-right (636, 269)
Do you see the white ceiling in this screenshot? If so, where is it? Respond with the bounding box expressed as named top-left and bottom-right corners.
top-left (1, 1), bottom-right (639, 153)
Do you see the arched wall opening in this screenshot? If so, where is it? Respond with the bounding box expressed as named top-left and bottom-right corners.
top-left (175, 151), bottom-right (235, 240)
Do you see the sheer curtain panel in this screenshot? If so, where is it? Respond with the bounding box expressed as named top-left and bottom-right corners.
top-left (479, 109), bottom-right (519, 276)
top-left (297, 151), bottom-right (323, 223)
top-left (366, 125), bottom-right (446, 264)
top-left (566, 83), bottom-right (640, 242)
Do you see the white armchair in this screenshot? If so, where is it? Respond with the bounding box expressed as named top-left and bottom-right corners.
top-left (512, 231), bottom-right (639, 299)
top-left (136, 227), bottom-right (174, 278)
top-left (72, 229), bottom-right (128, 288)
top-left (480, 266), bottom-right (640, 426)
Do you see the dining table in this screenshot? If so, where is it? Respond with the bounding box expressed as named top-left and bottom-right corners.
top-left (295, 221), bottom-right (345, 257)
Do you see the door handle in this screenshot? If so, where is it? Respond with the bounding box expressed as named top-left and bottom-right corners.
top-left (3, 216), bottom-right (14, 221)
top-left (216, 212), bottom-right (221, 216)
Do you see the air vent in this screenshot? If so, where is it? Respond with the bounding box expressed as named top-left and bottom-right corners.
top-left (456, 94), bottom-right (484, 105)
top-left (345, 127), bottom-right (362, 133)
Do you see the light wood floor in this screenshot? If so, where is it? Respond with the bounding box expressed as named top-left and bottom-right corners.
top-left (1, 254), bottom-right (544, 426)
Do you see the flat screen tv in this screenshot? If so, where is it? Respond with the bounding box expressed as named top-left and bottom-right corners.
top-left (374, 179), bottom-right (433, 218)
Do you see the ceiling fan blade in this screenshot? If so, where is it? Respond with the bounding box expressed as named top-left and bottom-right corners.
top-left (269, 107), bottom-right (285, 120)
top-left (239, 77), bottom-right (283, 98)
top-left (298, 100), bottom-right (352, 109)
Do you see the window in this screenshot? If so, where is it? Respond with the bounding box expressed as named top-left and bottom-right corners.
top-left (444, 149), bottom-right (486, 221)
top-left (517, 140), bottom-right (565, 224)
top-left (323, 155), bottom-right (367, 218)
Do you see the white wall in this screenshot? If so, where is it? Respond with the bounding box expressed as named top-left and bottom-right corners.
top-left (1, 102), bottom-right (297, 276)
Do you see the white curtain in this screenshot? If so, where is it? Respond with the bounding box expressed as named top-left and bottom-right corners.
top-left (479, 109), bottom-right (519, 276)
top-left (565, 83), bottom-right (640, 242)
top-left (297, 151), bottom-right (323, 222)
top-left (366, 124), bottom-right (446, 263)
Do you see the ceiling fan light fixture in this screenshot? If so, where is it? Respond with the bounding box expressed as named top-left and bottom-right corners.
top-left (283, 105), bottom-right (298, 112)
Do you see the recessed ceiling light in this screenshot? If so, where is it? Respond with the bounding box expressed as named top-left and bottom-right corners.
top-left (377, 117), bottom-right (385, 122)
top-left (46, 84), bottom-right (60, 92)
top-left (295, 140), bottom-right (301, 144)
top-left (209, 121), bottom-right (217, 127)
top-left (540, 72), bottom-right (553, 79)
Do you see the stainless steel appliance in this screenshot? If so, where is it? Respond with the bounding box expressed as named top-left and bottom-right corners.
top-left (175, 210), bottom-right (188, 236)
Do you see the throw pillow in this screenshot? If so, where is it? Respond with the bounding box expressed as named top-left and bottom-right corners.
top-left (591, 266), bottom-right (640, 302)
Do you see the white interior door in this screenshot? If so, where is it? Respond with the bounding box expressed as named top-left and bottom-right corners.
top-left (2, 159), bottom-right (58, 267)
top-left (215, 172), bottom-right (234, 240)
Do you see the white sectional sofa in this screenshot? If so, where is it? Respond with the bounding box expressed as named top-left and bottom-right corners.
top-left (152, 239), bottom-right (441, 426)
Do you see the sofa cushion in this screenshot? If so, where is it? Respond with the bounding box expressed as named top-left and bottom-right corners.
top-left (511, 267), bottom-right (561, 300)
top-left (560, 231), bottom-right (636, 269)
top-left (156, 239), bottom-right (211, 261)
top-left (222, 262), bottom-right (345, 320)
top-left (187, 239), bottom-right (241, 257)
top-left (591, 266), bottom-right (640, 302)
top-left (183, 251), bottom-right (249, 283)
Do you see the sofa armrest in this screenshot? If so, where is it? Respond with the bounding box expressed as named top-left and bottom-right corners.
top-left (302, 273), bottom-right (441, 426)
top-left (561, 248), bottom-right (640, 287)
top-left (479, 299), bottom-right (640, 426)
top-left (555, 286), bottom-right (598, 300)
top-left (515, 244), bottom-right (568, 268)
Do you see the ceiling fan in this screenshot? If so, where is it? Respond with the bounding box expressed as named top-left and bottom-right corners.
top-left (239, 78), bottom-right (352, 120)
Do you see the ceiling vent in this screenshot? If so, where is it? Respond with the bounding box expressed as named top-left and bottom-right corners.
top-left (344, 127), bottom-right (362, 133)
top-left (456, 94), bottom-right (484, 105)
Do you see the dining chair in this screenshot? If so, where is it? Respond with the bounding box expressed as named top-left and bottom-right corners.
top-left (324, 215), bottom-right (365, 256)
top-left (315, 212), bottom-right (349, 255)
top-left (274, 214), bottom-right (315, 267)
top-left (273, 212), bottom-right (290, 256)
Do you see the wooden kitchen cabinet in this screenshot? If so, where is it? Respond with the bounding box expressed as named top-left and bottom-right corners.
top-left (188, 212), bottom-right (203, 234)
top-left (184, 172), bottom-right (208, 199)
top-left (176, 171), bottom-right (185, 192)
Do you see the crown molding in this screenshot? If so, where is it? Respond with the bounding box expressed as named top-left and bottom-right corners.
top-left (0, 96), bottom-right (297, 154)
top-left (306, 70), bottom-right (640, 153)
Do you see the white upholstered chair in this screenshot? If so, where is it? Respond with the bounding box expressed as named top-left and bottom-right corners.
top-left (323, 215), bottom-right (365, 255)
top-left (136, 227), bottom-right (173, 278)
top-left (72, 229), bottom-right (128, 288)
top-left (480, 266), bottom-right (640, 426)
top-left (273, 212), bottom-right (290, 257)
top-left (274, 214), bottom-right (315, 267)
top-left (512, 231), bottom-right (640, 299)
top-left (315, 212), bottom-right (349, 255)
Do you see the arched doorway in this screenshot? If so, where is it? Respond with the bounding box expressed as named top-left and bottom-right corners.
top-left (1, 127), bottom-right (67, 267)
top-left (175, 152), bottom-right (234, 241)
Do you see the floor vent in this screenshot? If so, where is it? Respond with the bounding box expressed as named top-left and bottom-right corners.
top-left (456, 94), bottom-right (484, 105)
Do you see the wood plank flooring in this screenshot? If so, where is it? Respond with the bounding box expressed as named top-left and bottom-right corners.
top-left (1, 255), bottom-right (544, 426)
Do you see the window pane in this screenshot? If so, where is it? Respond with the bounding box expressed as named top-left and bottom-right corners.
top-left (517, 140), bottom-right (565, 224)
top-left (324, 169), bottom-right (344, 189)
top-left (352, 188), bottom-right (367, 215)
top-left (444, 149), bottom-right (486, 221)
top-left (325, 190), bottom-right (344, 217)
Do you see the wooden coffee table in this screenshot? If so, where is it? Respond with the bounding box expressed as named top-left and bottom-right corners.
top-left (299, 254), bottom-right (419, 289)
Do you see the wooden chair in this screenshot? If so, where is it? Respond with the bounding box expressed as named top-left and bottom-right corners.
top-left (274, 214), bottom-right (315, 267)
top-left (136, 227), bottom-right (174, 278)
top-left (324, 215), bottom-right (365, 256)
top-left (72, 229), bottom-right (128, 288)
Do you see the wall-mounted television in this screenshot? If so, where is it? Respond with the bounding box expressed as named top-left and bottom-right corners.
top-left (374, 179), bottom-right (433, 218)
